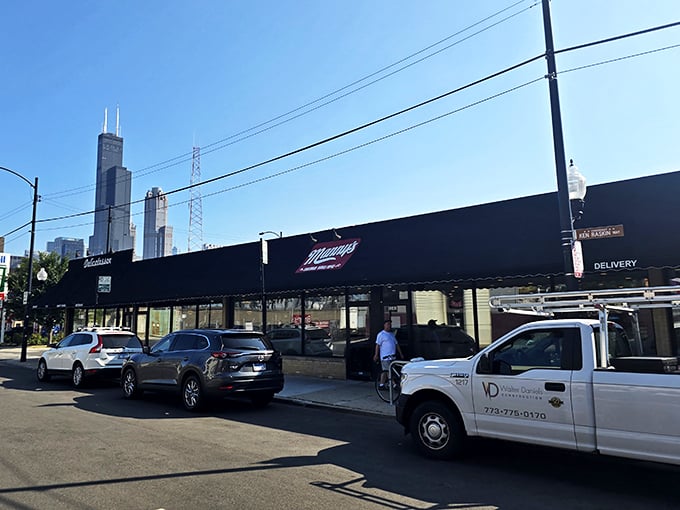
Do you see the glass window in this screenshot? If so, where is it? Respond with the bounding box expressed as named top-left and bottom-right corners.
top-left (305, 294), bottom-right (345, 357)
top-left (57, 334), bottom-right (76, 348)
top-left (219, 333), bottom-right (269, 351)
top-left (73, 310), bottom-right (86, 331)
top-left (101, 334), bottom-right (142, 349)
top-left (489, 328), bottom-right (575, 374)
top-left (172, 333), bottom-right (205, 351)
top-left (172, 305), bottom-right (197, 331)
top-left (149, 307), bottom-right (171, 342)
top-left (268, 297), bottom-right (302, 331)
top-left (233, 298), bottom-right (262, 332)
top-left (210, 302), bottom-right (224, 328)
top-left (92, 308), bottom-right (104, 328)
top-left (102, 309), bottom-right (117, 328)
top-left (151, 335), bottom-right (173, 353)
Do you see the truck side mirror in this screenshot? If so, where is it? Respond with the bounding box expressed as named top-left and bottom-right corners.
top-left (477, 353), bottom-right (491, 374)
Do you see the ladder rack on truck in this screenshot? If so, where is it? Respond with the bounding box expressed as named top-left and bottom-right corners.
top-left (489, 286), bottom-right (680, 368)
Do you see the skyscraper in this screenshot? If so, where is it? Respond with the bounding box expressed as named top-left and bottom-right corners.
top-left (143, 187), bottom-right (173, 259)
top-left (88, 107), bottom-right (135, 256)
top-left (46, 237), bottom-right (85, 259)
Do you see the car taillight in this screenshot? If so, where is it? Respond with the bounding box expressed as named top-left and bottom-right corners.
top-left (89, 335), bottom-right (103, 354)
top-left (211, 351), bottom-right (241, 359)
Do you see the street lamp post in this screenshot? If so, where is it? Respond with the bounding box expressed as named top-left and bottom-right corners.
top-left (258, 231), bottom-right (282, 333)
top-left (0, 166), bottom-right (39, 362)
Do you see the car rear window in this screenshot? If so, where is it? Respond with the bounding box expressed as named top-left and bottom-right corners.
top-left (101, 334), bottom-right (143, 349)
top-left (306, 329), bottom-right (330, 340)
top-left (219, 334), bottom-right (271, 351)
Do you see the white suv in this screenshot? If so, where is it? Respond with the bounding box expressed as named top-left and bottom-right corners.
top-left (37, 328), bottom-right (143, 388)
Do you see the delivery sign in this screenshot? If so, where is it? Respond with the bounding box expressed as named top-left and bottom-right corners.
top-left (0, 253), bottom-right (9, 301)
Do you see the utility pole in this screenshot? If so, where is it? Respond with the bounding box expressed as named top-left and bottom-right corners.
top-left (541, 0), bottom-right (577, 291)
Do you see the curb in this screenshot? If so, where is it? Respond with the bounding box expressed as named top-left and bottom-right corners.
top-left (273, 395), bottom-right (393, 419)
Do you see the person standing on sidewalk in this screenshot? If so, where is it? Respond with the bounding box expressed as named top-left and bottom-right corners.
top-left (373, 319), bottom-right (403, 388)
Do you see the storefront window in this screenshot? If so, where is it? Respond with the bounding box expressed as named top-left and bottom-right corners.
top-left (267, 297), bottom-right (301, 332)
top-left (198, 302), bottom-right (223, 328)
top-left (92, 308), bottom-right (104, 328)
top-left (234, 298), bottom-right (262, 331)
top-left (210, 302), bottom-right (224, 328)
top-left (73, 309), bottom-right (86, 331)
top-left (102, 308), bottom-right (118, 328)
top-left (149, 306), bottom-right (171, 341)
top-left (305, 294), bottom-right (345, 357)
top-left (172, 305), bottom-right (197, 331)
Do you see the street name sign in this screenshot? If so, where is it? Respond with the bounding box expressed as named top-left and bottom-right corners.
top-left (576, 224), bottom-right (624, 241)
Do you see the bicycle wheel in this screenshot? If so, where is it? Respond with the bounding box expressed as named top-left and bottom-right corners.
top-left (375, 371), bottom-right (391, 402)
top-left (375, 369), bottom-right (400, 403)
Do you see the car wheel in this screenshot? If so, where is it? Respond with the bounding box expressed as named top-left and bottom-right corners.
top-left (72, 363), bottom-right (86, 388)
top-left (250, 391), bottom-right (274, 408)
top-left (122, 368), bottom-right (142, 399)
top-left (37, 359), bottom-right (51, 382)
top-left (182, 374), bottom-right (204, 412)
top-left (409, 401), bottom-right (465, 460)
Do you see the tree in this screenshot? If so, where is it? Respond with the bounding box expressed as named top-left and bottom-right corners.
top-left (6, 251), bottom-right (69, 342)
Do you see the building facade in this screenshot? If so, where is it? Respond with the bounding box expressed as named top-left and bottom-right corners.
top-left (36, 171), bottom-right (680, 379)
top-left (88, 112), bottom-right (135, 256)
top-left (46, 237), bottom-right (84, 260)
top-left (143, 187), bottom-right (173, 259)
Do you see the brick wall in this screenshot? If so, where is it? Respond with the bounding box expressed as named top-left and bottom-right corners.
top-left (282, 356), bottom-right (346, 379)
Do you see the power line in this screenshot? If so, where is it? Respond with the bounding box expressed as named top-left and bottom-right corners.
top-left (41, 1), bottom-right (537, 202)
top-left (17, 28), bottom-right (680, 239)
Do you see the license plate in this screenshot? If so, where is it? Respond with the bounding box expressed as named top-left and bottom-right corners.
top-left (118, 353), bottom-right (129, 359)
top-left (252, 363), bottom-right (265, 371)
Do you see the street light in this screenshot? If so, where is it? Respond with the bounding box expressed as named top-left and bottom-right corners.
top-left (567, 159), bottom-right (587, 222)
top-left (258, 231), bottom-right (282, 238)
top-left (258, 231), bottom-right (282, 333)
top-left (0, 166), bottom-right (39, 362)
top-left (567, 160), bottom-right (587, 281)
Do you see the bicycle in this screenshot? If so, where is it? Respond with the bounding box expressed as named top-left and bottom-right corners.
top-left (375, 359), bottom-right (406, 403)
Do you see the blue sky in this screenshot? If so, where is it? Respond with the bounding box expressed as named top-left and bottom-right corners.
top-left (1, 0), bottom-right (678, 257)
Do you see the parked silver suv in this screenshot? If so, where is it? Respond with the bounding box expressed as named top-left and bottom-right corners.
top-left (37, 328), bottom-right (143, 388)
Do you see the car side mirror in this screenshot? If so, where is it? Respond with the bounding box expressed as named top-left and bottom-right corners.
top-left (477, 353), bottom-right (491, 374)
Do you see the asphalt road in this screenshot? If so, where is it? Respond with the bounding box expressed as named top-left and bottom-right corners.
top-left (1, 362), bottom-right (679, 510)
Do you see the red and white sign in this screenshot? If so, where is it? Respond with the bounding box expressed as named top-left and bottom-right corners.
top-left (296, 238), bottom-right (361, 273)
top-left (572, 240), bottom-right (584, 279)
top-left (292, 314), bottom-right (312, 325)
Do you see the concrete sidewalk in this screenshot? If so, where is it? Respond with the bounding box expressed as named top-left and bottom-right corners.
top-left (0, 345), bottom-right (394, 417)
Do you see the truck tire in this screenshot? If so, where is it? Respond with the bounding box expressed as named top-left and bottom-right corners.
top-left (410, 401), bottom-right (465, 460)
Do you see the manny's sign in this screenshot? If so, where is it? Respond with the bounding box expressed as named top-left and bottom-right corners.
top-left (296, 238), bottom-right (361, 273)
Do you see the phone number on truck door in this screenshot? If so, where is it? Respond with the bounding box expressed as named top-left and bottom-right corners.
top-left (483, 407), bottom-right (547, 420)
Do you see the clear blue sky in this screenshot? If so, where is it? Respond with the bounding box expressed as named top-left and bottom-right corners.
top-left (1, 1), bottom-right (678, 257)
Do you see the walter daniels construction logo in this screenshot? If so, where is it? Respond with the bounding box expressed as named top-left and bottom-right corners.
top-left (296, 238), bottom-right (361, 273)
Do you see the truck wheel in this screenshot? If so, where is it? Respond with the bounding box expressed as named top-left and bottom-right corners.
top-left (410, 401), bottom-right (465, 460)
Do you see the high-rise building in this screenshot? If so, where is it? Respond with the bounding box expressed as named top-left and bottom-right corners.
top-left (46, 237), bottom-right (84, 259)
top-left (143, 187), bottom-right (173, 259)
top-left (88, 107), bottom-right (135, 256)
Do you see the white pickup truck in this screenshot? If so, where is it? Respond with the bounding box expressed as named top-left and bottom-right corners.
top-left (396, 318), bottom-right (680, 465)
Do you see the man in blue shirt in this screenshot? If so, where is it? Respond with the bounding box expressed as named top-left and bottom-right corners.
top-left (373, 319), bottom-right (403, 388)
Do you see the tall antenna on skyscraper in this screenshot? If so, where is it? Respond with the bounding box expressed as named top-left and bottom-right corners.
top-left (115, 105), bottom-right (120, 137)
top-left (187, 146), bottom-right (203, 252)
top-left (103, 108), bottom-right (108, 134)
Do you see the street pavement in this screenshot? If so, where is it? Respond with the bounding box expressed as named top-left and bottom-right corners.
top-left (0, 344), bottom-right (394, 417)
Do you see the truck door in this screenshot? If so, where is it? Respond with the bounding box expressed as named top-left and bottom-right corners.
top-left (472, 327), bottom-right (581, 450)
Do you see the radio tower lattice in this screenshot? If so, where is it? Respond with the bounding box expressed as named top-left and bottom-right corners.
top-left (188, 146), bottom-right (203, 252)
